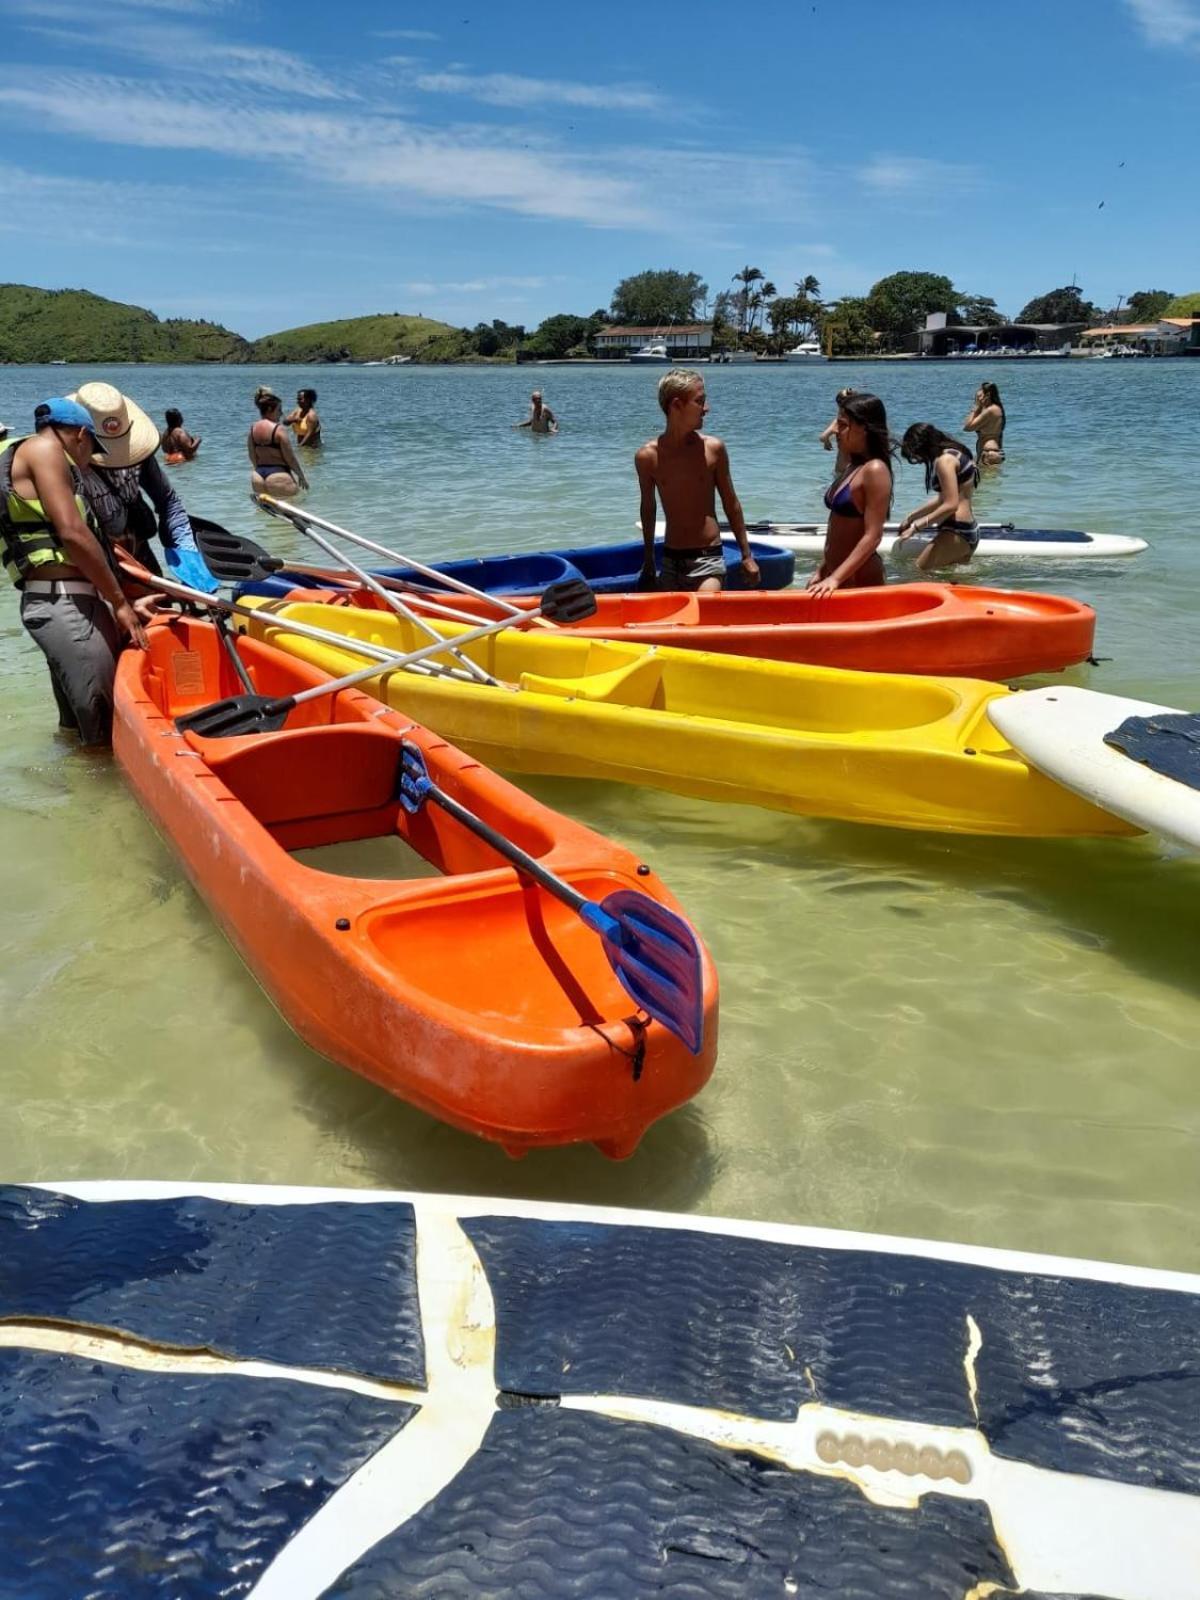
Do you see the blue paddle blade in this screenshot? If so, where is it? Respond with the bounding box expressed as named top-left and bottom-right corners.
top-left (595, 889), bottom-right (706, 1056)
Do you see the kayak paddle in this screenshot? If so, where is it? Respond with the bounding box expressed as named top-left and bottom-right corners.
top-left (190, 518), bottom-right (284, 583)
top-left (254, 495), bottom-right (552, 625)
top-left (174, 576), bottom-right (597, 739)
top-left (398, 741), bottom-right (705, 1055)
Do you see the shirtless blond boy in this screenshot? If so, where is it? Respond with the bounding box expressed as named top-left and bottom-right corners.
top-left (635, 369), bottom-right (759, 592)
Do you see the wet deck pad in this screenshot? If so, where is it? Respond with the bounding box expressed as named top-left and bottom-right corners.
top-left (321, 1408), bottom-right (1015, 1599)
top-left (466, 1215), bottom-right (1200, 1493)
top-left (1104, 712), bottom-right (1200, 792)
top-left (0, 1348), bottom-right (412, 1600)
top-left (0, 1186), bottom-right (423, 1383)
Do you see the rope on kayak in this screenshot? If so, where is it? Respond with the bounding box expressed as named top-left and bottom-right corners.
top-left (589, 1015), bottom-right (648, 1082)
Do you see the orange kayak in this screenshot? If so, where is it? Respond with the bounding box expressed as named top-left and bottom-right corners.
top-left (270, 579), bottom-right (1096, 680)
top-left (113, 616), bottom-right (718, 1158)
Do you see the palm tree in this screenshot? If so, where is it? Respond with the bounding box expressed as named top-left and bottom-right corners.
top-left (731, 265), bottom-right (764, 335)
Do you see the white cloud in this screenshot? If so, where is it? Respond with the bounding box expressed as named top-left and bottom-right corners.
top-left (414, 70), bottom-right (667, 113)
top-left (1124, 0), bottom-right (1200, 45)
top-left (403, 276), bottom-right (551, 296)
top-left (372, 28), bottom-right (441, 41)
top-left (0, 74), bottom-right (655, 226)
top-left (856, 155), bottom-right (983, 199)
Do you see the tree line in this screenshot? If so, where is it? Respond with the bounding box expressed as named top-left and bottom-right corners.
top-left (473, 271), bottom-right (1199, 361)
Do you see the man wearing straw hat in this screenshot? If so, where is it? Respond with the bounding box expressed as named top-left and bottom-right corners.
top-left (68, 382), bottom-right (217, 594)
top-left (0, 398), bottom-right (151, 746)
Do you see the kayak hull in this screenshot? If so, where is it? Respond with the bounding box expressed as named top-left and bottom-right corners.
top-left (238, 599), bottom-right (1138, 838)
top-left (256, 580), bottom-right (1097, 680)
top-left (113, 618), bottom-right (718, 1155)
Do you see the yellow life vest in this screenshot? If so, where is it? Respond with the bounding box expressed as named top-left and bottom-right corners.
top-left (0, 436), bottom-right (92, 587)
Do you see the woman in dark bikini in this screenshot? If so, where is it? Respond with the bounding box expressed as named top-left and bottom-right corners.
top-left (807, 391), bottom-right (894, 597)
top-left (248, 386), bottom-right (308, 499)
top-left (962, 382), bottom-right (1005, 465)
top-left (897, 423), bottom-right (978, 572)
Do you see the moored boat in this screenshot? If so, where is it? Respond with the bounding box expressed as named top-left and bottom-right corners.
top-left (113, 615), bottom-right (718, 1157)
top-left (251, 579), bottom-right (1096, 681)
top-left (236, 597), bottom-right (1139, 838)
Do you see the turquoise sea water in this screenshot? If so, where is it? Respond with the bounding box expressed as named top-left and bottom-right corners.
top-left (1, 359), bottom-right (1197, 1270)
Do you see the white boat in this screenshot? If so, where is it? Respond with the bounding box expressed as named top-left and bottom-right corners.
top-left (988, 686), bottom-right (1200, 850)
top-left (7, 1177), bottom-right (1200, 1599)
top-left (628, 341), bottom-right (670, 364)
top-left (786, 339), bottom-right (827, 362)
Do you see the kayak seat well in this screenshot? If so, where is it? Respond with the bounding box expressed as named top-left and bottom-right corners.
top-left (198, 724), bottom-right (412, 849)
top-left (518, 653), bottom-right (664, 707)
top-left (620, 594), bottom-right (700, 627)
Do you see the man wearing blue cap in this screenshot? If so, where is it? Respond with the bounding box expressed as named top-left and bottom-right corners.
top-left (0, 397), bottom-right (150, 746)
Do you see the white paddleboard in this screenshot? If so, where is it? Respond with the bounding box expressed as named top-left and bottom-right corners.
top-left (988, 686), bottom-right (1200, 850)
top-left (3, 1178), bottom-right (1200, 1600)
top-left (656, 519), bottom-right (1149, 560)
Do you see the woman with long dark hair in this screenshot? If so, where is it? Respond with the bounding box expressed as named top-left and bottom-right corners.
top-left (807, 390), bottom-right (894, 596)
top-left (962, 382), bottom-right (1005, 464)
top-left (897, 422), bottom-right (978, 571)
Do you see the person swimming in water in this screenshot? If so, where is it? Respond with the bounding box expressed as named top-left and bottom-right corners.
top-left (248, 387), bottom-right (309, 499)
top-left (285, 388), bottom-right (322, 449)
top-left (634, 368), bottom-right (759, 593)
top-left (514, 391), bottom-right (558, 434)
top-left (897, 422), bottom-right (979, 571)
top-left (807, 391), bottom-right (894, 596)
top-left (962, 382), bottom-right (1005, 465)
top-left (160, 408), bottom-right (200, 463)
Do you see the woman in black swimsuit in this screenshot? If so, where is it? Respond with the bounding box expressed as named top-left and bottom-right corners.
top-left (248, 386), bottom-right (308, 499)
top-left (896, 423), bottom-right (978, 572)
top-left (807, 391), bottom-right (895, 597)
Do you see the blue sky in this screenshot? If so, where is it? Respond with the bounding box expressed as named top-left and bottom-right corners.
top-left (0, 0), bottom-right (1197, 337)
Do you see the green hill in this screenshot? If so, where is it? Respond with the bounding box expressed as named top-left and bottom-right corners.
top-left (0, 284), bottom-right (249, 363)
top-left (250, 312), bottom-right (468, 363)
top-left (1163, 292), bottom-right (1200, 318)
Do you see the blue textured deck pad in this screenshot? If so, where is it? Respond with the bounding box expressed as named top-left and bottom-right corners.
top-left (1104, 712), bottom-right (1200, 791)
top-left (973, 1270), bottom-right (1200, 1497)
top-left (463, 1218), bottom-right (1200, 1494)
top-left (0, 1187), bottom-right (424, 1383)
top-left (322, 1407), bottom-right (1014, 1599)
top-left (0, 1348), bottom-right (413, 1600)
top-left (979, 527), bottom-right (1091, 543)
top-left (463, 1218), bottom-right (979, 1426)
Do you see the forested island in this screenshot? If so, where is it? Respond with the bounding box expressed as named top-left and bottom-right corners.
top-left (2, 275), bottom-right (1197, 365)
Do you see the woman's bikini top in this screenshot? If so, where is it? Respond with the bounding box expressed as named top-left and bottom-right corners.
top-left (824, 464), bottom-right (864, 519)
top-left (249, 421), bottom-right (291, 472)
top-left (925, 448), bottom-right (977, 495)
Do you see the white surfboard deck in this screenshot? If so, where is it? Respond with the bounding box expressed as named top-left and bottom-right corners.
top-left (988, 686), bottom-right (1200, 850)
top-left (652, 519), bottom-right (1149, 560)
top-left (2, 1179), bottom-right (1198, 1600)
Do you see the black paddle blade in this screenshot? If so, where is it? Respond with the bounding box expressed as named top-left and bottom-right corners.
top-left (540, 578), bottom-right (597, 623)
top-left (191, 517), bottom-right (284, 584)
top-left (175, 692), bottom-right (292, 739)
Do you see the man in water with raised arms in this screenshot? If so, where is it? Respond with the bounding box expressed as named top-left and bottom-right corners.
top-left (635, 369), bottom-right (759, 592)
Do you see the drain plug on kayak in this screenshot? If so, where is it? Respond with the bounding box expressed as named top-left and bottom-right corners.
top-left (335, 917), bottom-right (351, 931)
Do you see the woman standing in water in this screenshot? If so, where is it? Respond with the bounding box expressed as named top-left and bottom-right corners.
top-left (962, 382), bottom-right (1005, 464)
top-left (897, 423), bottom-right (978, 571)
top-left (285, 388), bottom-right (322, 449)
top-left (248, 387), bottom-right (309, 498)
top-left (806, 391), bottom-right (894, 597)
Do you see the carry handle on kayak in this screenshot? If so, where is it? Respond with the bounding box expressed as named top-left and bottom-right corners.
top-left (173, 576), bottom-right (598, 740)
top-left (397, 741), bottom-right (705, 1055)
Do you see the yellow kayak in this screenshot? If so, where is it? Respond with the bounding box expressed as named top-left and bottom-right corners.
top-left (238, 598), bottom-right (1137, 838)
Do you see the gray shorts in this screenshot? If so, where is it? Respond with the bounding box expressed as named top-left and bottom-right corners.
top-left (659, 546), bottom-right (727, 591)
top-left (20, 584), bottom-right (121, 746)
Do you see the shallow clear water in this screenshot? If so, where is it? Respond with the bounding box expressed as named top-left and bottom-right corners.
top-left (2, 359), bottom-right (1197, 1269)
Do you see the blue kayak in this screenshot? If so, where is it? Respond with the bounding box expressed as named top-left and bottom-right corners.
top-left (239, 537), bottom-right (794, 601)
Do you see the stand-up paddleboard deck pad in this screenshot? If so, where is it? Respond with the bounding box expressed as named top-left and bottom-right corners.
top-left (989, 687), bottom-right (1200, 850)
top-left (1, 1182), bottom-right (1196, 1599)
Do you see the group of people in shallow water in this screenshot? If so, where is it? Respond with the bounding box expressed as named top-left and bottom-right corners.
top-left (637, 370), bottom-right (1008, 597)
top-left (1, 379), bottom-right (326, 750)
